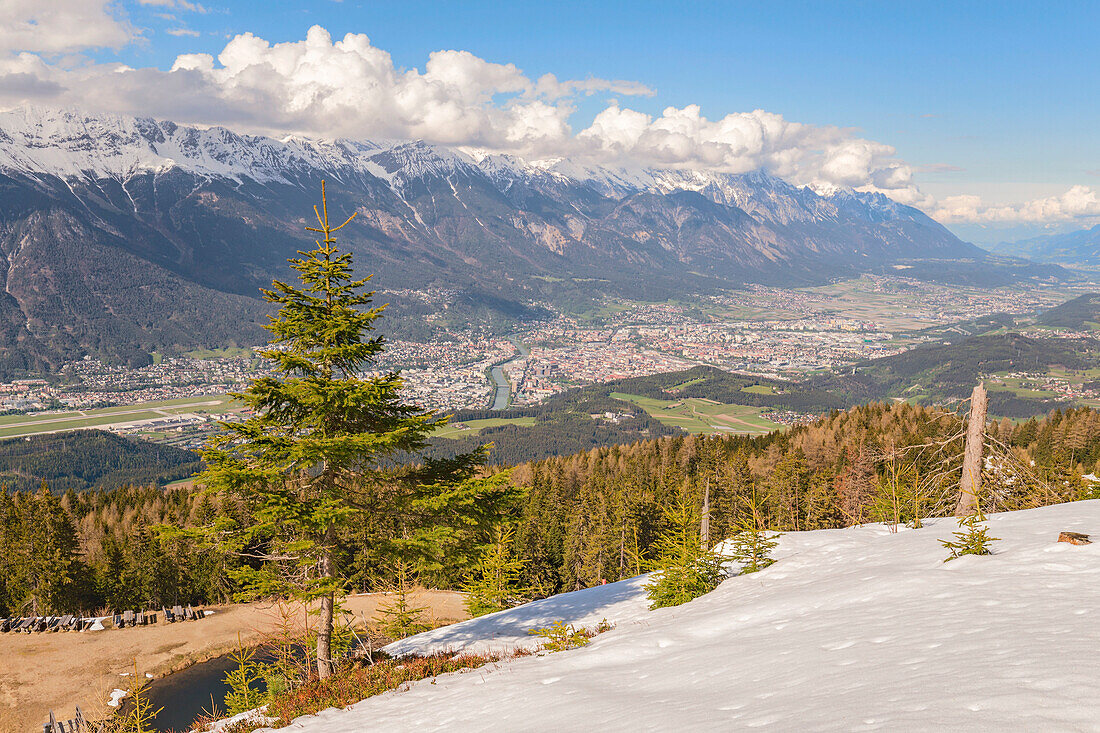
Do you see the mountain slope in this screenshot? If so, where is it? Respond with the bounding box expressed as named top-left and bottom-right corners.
top-left (274, 501), bottom-right (1100, 732)
top-left (812, 332), bottom-right (1098, 416)
top-left (1035, 292), bottom-right (1100, 329)
top-left (0, 106), bottom-right (1052, 372)
top-left (995, 222), bottom-right (1100, 268)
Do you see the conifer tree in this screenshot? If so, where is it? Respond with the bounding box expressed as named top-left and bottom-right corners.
top-left (197, 182), bottom-right (517, 678)
top-left (729, 488), bottom-right (778, 574)
top-left (729, 519), bottom-right (778, 575)
top-left (374, 560), bottom-right (430, 639)
top-left (940, 514), bottom-right (999, 562)
top-left (18, 486), bottom-right (87, 614)
top-left (463, 526), bottom-right (529, 617)
top-left (643, 498), bottom-right (727, 609)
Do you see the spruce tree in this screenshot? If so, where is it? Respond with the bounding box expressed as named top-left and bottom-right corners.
top-left (940, 515), bottom-right (999, 562)
top-left (729, 489), bottom-right (778, 574)
top-left (643, 498), bottom-right (727, 610)
top-left (729, 519), bottom-right (778, 574)
top-left (463, 526), bottom-right (528, 617)
top-left (198, 182), bottom-right (517, 678)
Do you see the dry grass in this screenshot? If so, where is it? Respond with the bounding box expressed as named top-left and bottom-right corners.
top-left (0, 589), bottom-right (466, 732)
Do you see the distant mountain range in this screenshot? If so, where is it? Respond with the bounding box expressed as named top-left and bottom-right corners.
top-left (992, 223), bottom-right (1100, 269)
top-left (0, 106), bottom-right (1068, 373)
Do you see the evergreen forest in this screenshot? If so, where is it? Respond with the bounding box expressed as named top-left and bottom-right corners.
top-left (4, 401), bottom-right (1097, 617)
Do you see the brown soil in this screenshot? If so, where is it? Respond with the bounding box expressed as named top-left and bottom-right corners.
top-left (0, 589), bottom-right (467, 732)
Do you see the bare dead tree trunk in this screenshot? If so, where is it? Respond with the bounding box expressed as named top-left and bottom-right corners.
top-left (700, 477), bottom-right (711, 549)
top-left (955, 382), bottom-right (987, 516)
top-left (316, 550), bottom-right (335, 680)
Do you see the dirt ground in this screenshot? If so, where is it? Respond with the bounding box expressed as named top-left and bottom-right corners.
top-left (0, 589), bottom-right (467, 732)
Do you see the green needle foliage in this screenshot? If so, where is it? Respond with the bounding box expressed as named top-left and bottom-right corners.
top-left (729, 519), bottom-right (778, 575)
top-left (526, 620), bottom-right (594, 652)
top-left (374, 561), bottom-right (430, 639)
top-left (462, 526), bottom-right (530, 617)
top-left (941, 514), bottom-right (1000, 562)
top-left (223, 639), bottom-right (267, 715)
top-left (105, 662), bottom-right (163, 733)
top-left (197, 182), bottom-right (520, 679)
top-left (644, 498), bottom-right (727, 610)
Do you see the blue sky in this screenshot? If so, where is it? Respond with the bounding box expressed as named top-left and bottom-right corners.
top-left (6, 0), bottom-right (1100, 242)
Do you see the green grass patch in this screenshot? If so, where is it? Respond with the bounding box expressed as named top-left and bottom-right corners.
top-left (610, 392), bottom-right (783, 435)
top-left (434, 416), bottom-right (536, 438)
top-left (740, 384), bottom-right (776, 395)
top-left (185, 346), bottom-right (255, 359)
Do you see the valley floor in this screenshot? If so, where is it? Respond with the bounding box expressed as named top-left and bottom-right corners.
top-left (275, 502), bottom-right (1100, 732)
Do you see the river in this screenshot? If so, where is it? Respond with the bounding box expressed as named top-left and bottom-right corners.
top-left (489, 339), bottom-right (530, 411)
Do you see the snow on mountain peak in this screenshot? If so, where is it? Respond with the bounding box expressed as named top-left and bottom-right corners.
top-left (0, 106), bottom-right (923, 228)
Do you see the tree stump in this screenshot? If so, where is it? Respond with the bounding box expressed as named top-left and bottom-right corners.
top-left (1057, 531), bottom-right (1091, 545)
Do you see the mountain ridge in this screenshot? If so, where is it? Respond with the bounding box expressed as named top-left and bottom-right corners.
top-left (0, 106), bottom-right (1065, 373)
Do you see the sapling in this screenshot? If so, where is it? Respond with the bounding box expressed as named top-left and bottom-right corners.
top-left (223, 637), bottom-right (267, 715)
top-left (463, 526), bottom-right (529, 617)
top-left (643, 498), bottom-right (727, 610)
top-left (941, 514), bottom-right (1000, 562)
top-left (106, 661), bottom-right (163, 733)
top-left (527, 619), bottom-right (611, 651)
top-left (729, 518), bottom-right (778, 574)
top-left (374, 561), bottom-right (430, 639)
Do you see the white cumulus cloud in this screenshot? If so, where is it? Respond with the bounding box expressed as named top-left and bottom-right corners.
top-left (0, 0), bottom-right (133, 55)
top-left (932, 185), bottom-right (1100, 224)
top-left (0, 14), bottom-right (1092, 225)
top-left (0, 24), bottom-right (920, 200)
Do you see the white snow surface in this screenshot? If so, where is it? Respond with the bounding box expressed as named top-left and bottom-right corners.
top-left (384, 574), bottom-right (653, 658)
top-left (268, 501), bottom-right (1100, 732)
top-left (0, 106), bottom-right (906, 224)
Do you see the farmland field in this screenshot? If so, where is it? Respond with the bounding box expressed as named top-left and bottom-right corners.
top-left (610, 392), bottom-right (784, 435)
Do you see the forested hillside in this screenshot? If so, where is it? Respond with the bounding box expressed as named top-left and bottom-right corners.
top-left (1035, 292), bottom-right (1100, 329)
top-left (5, 401), bottom-right (1097, 617)
top-left (504, 402), bottom-right (1099, 594)
top-left (0, 485), bottom-right (239, 616)
top-left (812, 333), bottom-right (1097, 416)
top-left (435, 367), bottom-right (844, 465)
top-left (0, 431), bottom-right (200, 493)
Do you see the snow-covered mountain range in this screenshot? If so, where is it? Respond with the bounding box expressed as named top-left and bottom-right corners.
top-left (0, 107), bottom-right (1053, 372)
top-left (0, 106), bottom-right (923, 228)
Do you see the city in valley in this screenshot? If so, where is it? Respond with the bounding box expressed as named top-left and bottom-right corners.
top-left (0, 276), bottom-right (1087, 449)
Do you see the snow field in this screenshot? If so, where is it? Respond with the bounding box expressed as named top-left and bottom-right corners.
top-left (267, 501), bottom-right (1100, 732)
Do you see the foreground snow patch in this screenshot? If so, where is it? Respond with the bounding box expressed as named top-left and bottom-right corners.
top-left (273, 502), bottom-right (1100, 732)
top-left (385, 574), bottom-right (652, 657)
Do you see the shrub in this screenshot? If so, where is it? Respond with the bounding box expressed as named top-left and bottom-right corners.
top-left (264, 653), bottom-right (498, 724)
top-left (941, 515), bottom-right (1000, 562)
top-left (526, 619), bottom-right (603, 652)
